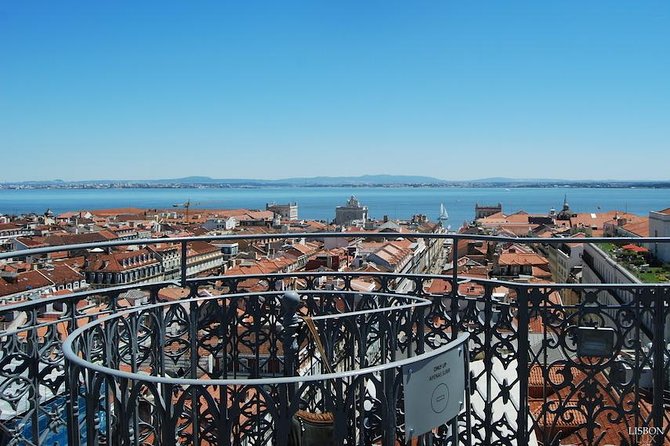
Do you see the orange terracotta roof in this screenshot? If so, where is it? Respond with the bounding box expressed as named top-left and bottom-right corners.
top-left (85, 249), bottom-right (159, 273)
top-left (0, 269), bottom-right (52, 297)
top-left (0, 223), bottom-right (22, 231)
top-left (40, 264), bottom-right (84, 285)
top-left (532, 266), bottom-right (552, 279)
top-left (622, 219), bottom-right (649, 237)
top-left (427, 279), bottom-right (485, 297)
top-left (15, 237), bottom-right (49, 248)
top-left (92, 208), bottom-right (147, 217)
top-left (498, 252), bottom-right (549, 266)
top-left (189, 240), bottom-right (220, 255)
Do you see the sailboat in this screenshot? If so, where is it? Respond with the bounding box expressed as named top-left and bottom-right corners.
top-left (439, 204), bottom-right (451, 232)
top-left (439, 203), bottom-right (449, 220)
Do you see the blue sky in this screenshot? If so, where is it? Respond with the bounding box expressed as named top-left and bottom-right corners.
top-left (1, 1), bottom-right (668, 182)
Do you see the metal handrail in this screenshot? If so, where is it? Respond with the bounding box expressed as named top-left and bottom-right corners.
top-left (3, 231), bottom-right (670, 261)
top-left (63, 290), bottom-right (453, 386)
top-left (2, 268), bottom-right (664, 326)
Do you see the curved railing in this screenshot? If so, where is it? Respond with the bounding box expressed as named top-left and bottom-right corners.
top-left (1, 232), bottom-right (670, 446)
top-left (63, 291), bottom-right (470, 445)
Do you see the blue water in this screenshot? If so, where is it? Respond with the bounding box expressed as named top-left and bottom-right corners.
top-left (0, 187), bottom-right (667, 226)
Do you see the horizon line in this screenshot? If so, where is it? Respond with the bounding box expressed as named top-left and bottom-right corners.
top-left (3, 175), bottom-right (670, 184)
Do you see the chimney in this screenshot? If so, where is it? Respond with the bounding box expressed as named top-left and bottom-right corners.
top-left (492, 252), bottom-right (501, 270)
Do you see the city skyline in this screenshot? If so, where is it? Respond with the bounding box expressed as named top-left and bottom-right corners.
top-left (2, 1), bottom-right (669, 182)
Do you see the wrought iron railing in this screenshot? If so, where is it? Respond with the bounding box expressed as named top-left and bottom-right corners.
top-left (1, 233), bottom-right (670, 445)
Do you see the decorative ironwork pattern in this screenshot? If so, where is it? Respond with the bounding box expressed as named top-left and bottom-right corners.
top-left (64, 291), bottom-right (467, 445)
top-left (0, 233), bottom-right (669, 445)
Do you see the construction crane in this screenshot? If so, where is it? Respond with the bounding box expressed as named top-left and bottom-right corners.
top-left (173, 199), bottom-right (200, 220)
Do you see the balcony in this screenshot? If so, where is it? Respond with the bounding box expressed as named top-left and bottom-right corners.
top-left (1, 233), bottom-right (670, 445)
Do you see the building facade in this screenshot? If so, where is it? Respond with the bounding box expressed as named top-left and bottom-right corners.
top-left (475, 203), bottom-right (502, 219)
top-left (335, 196), bottom-right (368, 226)
top-left (84, 249), bottom-right (162, 287)
top-left (649, 208), bottom-right (670, 263)
top-left (266, 202), bottom-right (298, 220)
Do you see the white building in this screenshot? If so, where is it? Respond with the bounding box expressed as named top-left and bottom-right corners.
top-left (202, 217), bottom-right (238, 231)
top-left (0, 223), bottom-right (33, 247)
top-left (266, 202), bottom-right (298, 220)
top-left (649, 208), bottom-right (670, 263)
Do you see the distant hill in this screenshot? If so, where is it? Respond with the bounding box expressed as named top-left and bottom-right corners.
top-left (151, 176), bottom-right (266, 185)
top-left (277, 175), bottom-right (448, 185)
top-left (3, 175), bottom-right (670, 189)
top-left (470, 177), bottom-right (573, 184)
top-left (18, 175), bottom-right (450, 186)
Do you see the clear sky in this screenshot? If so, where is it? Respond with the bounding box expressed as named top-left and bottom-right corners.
top-left (1, 1), bottom-right (668, 182)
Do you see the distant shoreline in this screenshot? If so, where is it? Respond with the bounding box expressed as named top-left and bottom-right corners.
top-left (2, 184), bottom-right (666, 222)
top-left (2, 182), bottom-right (670, 190)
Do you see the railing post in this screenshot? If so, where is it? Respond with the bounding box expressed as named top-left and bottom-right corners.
top-left (449, 236), bottom-right (463, 444)
top-left (482, 286), bottom-right (494, 446)
top-left (189, 299), bottom-right (200, 443)
top-left (516, 287), bottom-right (530, 444)
top-left (180, 241), bottom-right (188, 287)
top-left (462, 339), bottom-right (473, 446)
top-left (450, 238), bottom-right (459, 338)
top-left (281, 291), bottom-right (301, 376)
top-left (62, 298), bottom-right (81, 446)
top-left (280, 291), bottom-right (301, 446)
top-left (652, 287), bottom-right (666, 446)
top-left (27, 308), bottom-right (41, 445)
top-left (65, 353), bottom-right (81, 446)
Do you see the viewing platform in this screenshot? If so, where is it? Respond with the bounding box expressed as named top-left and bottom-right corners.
top-left (1, 232), bottom-right (670, 445)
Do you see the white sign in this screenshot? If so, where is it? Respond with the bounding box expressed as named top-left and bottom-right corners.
top-left (402, 344), bottom-right (465, 441)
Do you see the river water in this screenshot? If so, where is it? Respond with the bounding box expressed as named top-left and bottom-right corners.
top-left (0, 187), bottom-right (667, 226)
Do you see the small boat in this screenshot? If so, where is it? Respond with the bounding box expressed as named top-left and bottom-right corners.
top-left (439, 203), bottom-right (449, 222)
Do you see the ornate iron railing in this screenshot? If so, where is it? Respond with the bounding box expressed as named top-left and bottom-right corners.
top-left (1, 233), bottom-right (670, 445)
